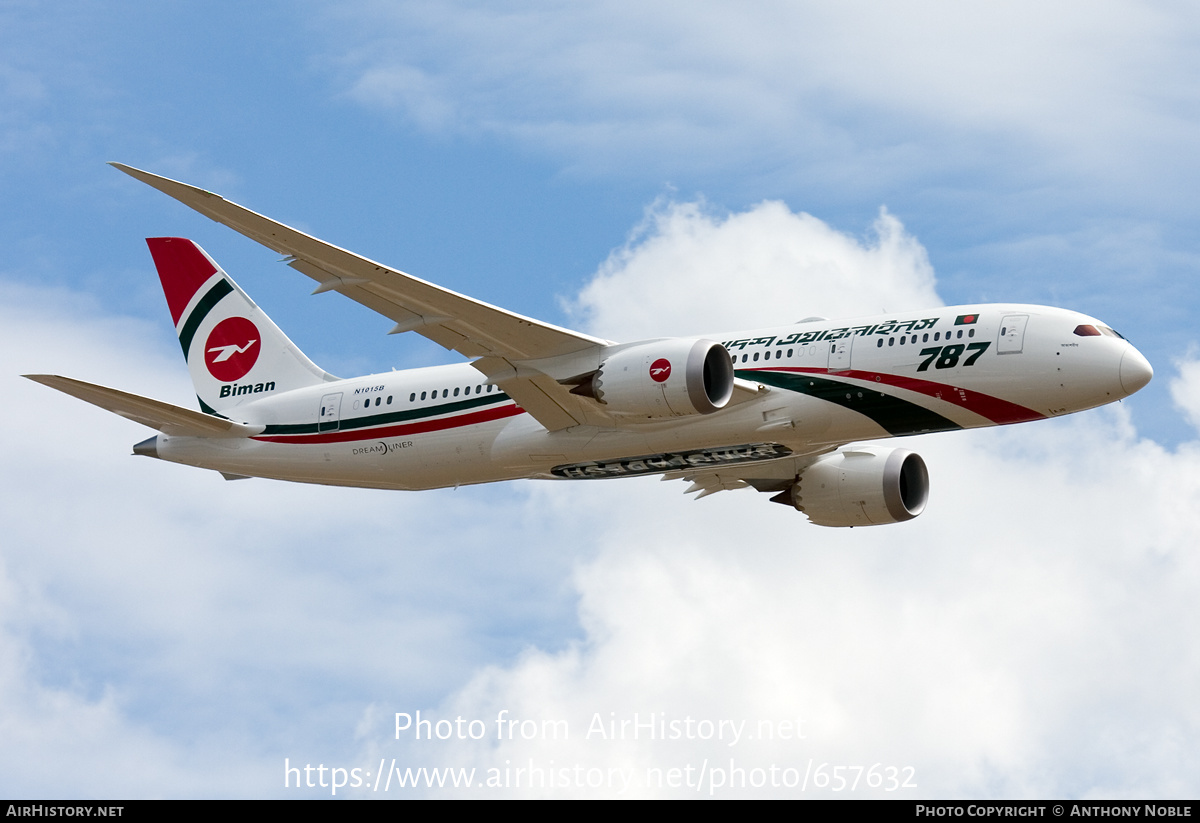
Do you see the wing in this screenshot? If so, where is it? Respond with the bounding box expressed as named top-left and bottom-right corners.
top-left (110, 163), bottom-right (611, 431)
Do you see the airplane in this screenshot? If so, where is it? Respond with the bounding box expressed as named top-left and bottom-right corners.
top-left (24, 164), bottom-right (1154, 527)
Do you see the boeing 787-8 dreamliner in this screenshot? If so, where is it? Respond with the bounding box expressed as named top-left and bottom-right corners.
top-left (25, 164), bottom-right (1153, 526)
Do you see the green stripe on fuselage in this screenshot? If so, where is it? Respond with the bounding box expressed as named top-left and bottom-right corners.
top-left (742, 369), bottom-right (960, 436)
top-left (259, 391), bottom-right (513, 436)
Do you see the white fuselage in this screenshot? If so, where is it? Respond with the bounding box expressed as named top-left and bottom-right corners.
top-left (150, 303), bottom-right (1151, 490)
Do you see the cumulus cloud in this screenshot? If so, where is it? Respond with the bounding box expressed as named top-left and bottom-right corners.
top-left (1170, 355), bottom-right (1200, 436)
top-left (6, 201), bottom-right (1196, 798)
top-left (569, 199), bottom-right (939, 340)
top-left (353, 202), bottom-right (1200, 798)
top-left (0, 280), bottom-right (582, 796)
top-left (372, 412), bottom-right (1200, 798)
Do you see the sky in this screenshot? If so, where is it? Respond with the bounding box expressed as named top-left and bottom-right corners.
top-left (2, 0), bottom-right (1199, 799)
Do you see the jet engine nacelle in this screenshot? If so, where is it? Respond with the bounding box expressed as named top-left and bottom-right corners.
top-left (582, 338), bottom-right (735, 419)
top-left (783, 447), bottom-right (929, 527)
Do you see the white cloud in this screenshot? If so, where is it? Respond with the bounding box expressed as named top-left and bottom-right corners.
top-left (364, 414), bottom-right (1200, 797)
top-left (5, 199), bottom-right (1196, 798)
top-left (324, 1), bottom-right (1200, 187)
top-left (569, 199), bottom-right (939, 340)
top-left (352, 201), bottom-right (1200, 798)
top-left (0, 280), bottom-right (582, 796)
top-left (1170, 355), bottom-right (1200, 436)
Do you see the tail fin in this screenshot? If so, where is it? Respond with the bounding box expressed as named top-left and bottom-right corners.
top-left (146, 237), bottom-right (333, 415)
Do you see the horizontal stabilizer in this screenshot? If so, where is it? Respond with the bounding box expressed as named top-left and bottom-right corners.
top-left (23, 375), bottom-right (262, 438)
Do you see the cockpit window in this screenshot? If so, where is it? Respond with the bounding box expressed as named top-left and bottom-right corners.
top-left (1074, 324), bottom-right (1126, 339)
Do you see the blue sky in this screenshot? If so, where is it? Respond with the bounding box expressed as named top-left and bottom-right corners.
top-left (5, 1), bottom-right (1195, 438)
top-left (3, 0), bottom-right (1199, 798)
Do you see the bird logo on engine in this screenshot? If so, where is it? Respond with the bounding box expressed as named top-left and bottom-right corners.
top-left (649, 358), bottom-right (672, 382)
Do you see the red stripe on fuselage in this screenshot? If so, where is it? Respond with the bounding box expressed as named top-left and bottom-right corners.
top-left (250, 403), bottom-right (525, 445)
top-left (772, 367), bottom-right (1044, 425)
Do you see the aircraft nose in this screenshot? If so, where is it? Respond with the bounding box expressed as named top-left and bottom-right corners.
top-left (1119, 346), bottom-right (1153, 395)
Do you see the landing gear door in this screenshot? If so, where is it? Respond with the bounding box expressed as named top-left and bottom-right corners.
top-left (828, 336), bottom-right (853, 371)
top-left (998, 314), bottom-right (1029, 355)
top-left (318, 392), bottom-right (343, 432)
